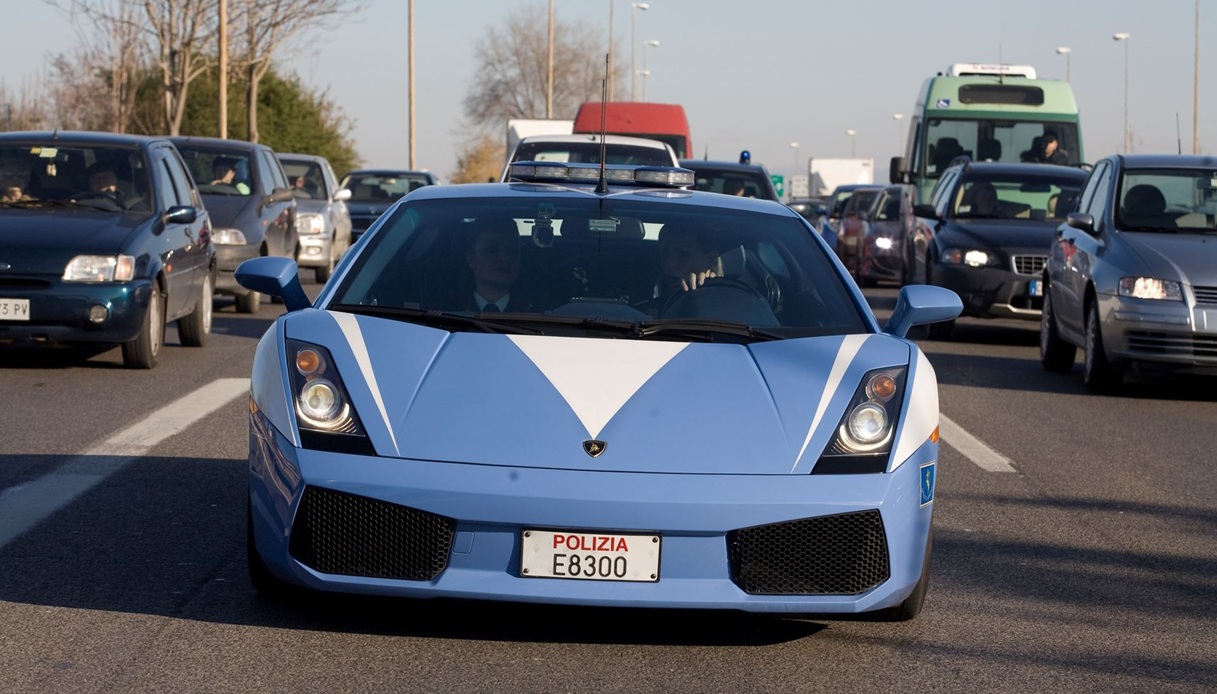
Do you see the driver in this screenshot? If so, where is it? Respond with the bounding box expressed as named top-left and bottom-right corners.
top-left (74, 163), bottom-right (128, 208)
top-left (0, 161), bottom-right (35, 203)
top-left (211, 157), bottom-right (251, 195)
top-left (659, 223), bottom-right (722, 292)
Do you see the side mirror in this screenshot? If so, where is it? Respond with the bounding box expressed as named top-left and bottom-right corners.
top-left (235, 256), bottom-right (311, 312)
top-left (883, 285), bottom-right (963, 338)
top-left (1066, 212), bottom-right (1097, 235)
top-left (889, 156), bottom-right (907, 184)
top-left (913, 203), bottom-right (938, 219)
top-left (266, 187), bottom-right (295, 204)
top-left (163, 205), bottom-right (197, 225)
top-left (333, 188), bottom-right (352, 202)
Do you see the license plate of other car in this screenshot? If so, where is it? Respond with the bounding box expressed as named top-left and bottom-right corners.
top-left (1027, 280), bottom-right (1042, 297)
top-left (0, 298), bottom-right (30, 321)
top-left (521, 529), bottom-right (660, 582)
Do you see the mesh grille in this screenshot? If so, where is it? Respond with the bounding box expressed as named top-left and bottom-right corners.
top-left (727, 510), bottom-right (889, 595)
top-left (1012, 255), bottom-right (1046, 276)
top-left (1193, 286), bottom-right (1217, 305)
top-left (289, 486), bottom-right (455, 581)
top-left (1125, 330), bottom-right (1217, 360)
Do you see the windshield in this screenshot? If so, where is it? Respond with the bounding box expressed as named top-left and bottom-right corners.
top-left (281, 159), bottom-right (326, 199)
top-left (686, 169), bottom-right (776, 200)
top-left (176, 146), bottom-right (253, 197)
top-left (510, 142), bottom-right (674, 167)
top-left (341, 173), bottom-right (431, 202)
top-left (328, 195), bottom-right (869, 340)
top-left (924, 119), bottom-right (1081, 177)
top-left (950, 173), bottom-right (1085, 221)
top-left (0, 143), bottom-right (152, 213)
top-left (1118, 169), bottom-right (1217, 232)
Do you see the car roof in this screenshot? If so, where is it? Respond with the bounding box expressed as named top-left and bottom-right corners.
top-left (343, 169), bottom-right (434, 177)
top-left (276, 153), bottom-right (330, 163)
top-left (828, 183), bottom-right (873, 194)
top-left (946, 161), bottom-right (1089, 179)
top-left (169, 135), bottom-right (270, 152)
top-left (1114, 154), bottom-right (1217, 169)
top-left (679, 159), bottom-right (770, 174)
top-left (0, 130), bottom-right (165, 147)
top-left (519, 134), bottom-right (672, 149)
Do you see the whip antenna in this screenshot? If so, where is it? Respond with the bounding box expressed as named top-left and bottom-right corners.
top-left (596, 54), bottom-right (610, 194)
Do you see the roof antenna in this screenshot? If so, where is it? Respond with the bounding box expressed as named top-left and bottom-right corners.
top-left (1176, 113), bottom-right (1183, 154)
top-left (595, 53), bottom-right (610, 195)
top-left (998, 44), bottom-right (1005, 84)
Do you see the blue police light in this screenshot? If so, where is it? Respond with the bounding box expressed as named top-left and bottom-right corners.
top-left (739, 150), bottom-right (751, 164)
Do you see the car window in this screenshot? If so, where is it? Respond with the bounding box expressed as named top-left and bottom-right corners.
top-left (342, 173), bottom-right (433, 202)
top-left (511, 141), bottom-right (674, 167)
top-left (154, 159), bottom-right (179, 210)
top-left (1117, 168), bottom-right (1217, 232)
top-left (165, 149), bottom-right (201, 208)
top-left (688, 171), bottom-right (772, 199)
top-left (329, 196), bottom-right (870, 338)
top-left (0, 143), bottom-right (152, 213)
top-left (281, 159), bottom-right (327, 199)
top-left (176, 146), bottom-right (254, 197)
top-left (1083, 163), bottom-right (1113, 219)
top-left (950, 173), bottom-right (1085, 221)
top-left (252, 150), bottom-right (277, 194)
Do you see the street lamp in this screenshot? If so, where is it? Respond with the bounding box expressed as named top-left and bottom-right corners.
top-left (789, 141), bottom-right (800, 176)
top-left (892, 113), bottom-right (904, 155)
top-left (1056, 46), bottom-right (1071, 83)
top-left (1114, 33), bottom-right (1131, 153)
top-left (630, 2), bottom-right (649, 101)
top-left (846, 129), bottom-right (857, 158)
top-left (641, 39), bottom-right (659, 101)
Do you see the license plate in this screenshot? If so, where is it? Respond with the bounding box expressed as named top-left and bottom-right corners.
top-left (1027, 280), bottom-right (1042, 297)
top-left (521, 529), bottom-right (660, 582)
top-left (0, 298), bottom-right (30, 321)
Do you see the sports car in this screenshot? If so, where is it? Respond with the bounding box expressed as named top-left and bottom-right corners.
top-left (237, 161), bottom-right (961, 619)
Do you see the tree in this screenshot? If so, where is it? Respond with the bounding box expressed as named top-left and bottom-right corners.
top-left (463, 4), bottom-right (623, 129)
top-left (230, 0), bottom-right (368, 143)
top-left (450, 134), bottom-right (505, 184)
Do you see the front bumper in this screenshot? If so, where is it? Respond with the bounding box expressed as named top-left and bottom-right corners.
top-left (248, 407), bottom-right (936, 614)
top-left (933, 264), bottom-right (1042, 320)
top-left (295, 233), bottom-right (334, 268)
top-left (1098, 292), bottom-right (1217, 375)
top-left (0, 278), bottom-right (152, 347)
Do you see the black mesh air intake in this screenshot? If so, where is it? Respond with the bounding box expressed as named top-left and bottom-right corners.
top-left (289, 486), bottom-right (455, 581)
top-left (727, 510), bottom-right (889, 595)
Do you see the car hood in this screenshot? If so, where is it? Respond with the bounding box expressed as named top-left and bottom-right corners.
top-left (1119, 231), bottom-right (1217, 285)
top-left (200, 194), bottom-right (254, 227)
top-left (939, 219), bottom-right (1057, 250)
top-left (345, 200), bottom-right (398, 217)
top-left (256, 310), bottom-right (942, 475)
top-left (0, 208), bottom-right (148, 274)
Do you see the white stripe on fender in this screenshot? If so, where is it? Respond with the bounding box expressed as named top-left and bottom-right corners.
top-left (940, 414), bottom-right (1018, 472)
top-left (890, 347), bottom-right (939, 471)
top-left (510, 335), bottom-right (688, 439)
top-left (0, 378), bottom-right (249, 550)
top-left (792, 334), bottom-right (868, 471)
top-left (330, 311), bottom-right (400, 456)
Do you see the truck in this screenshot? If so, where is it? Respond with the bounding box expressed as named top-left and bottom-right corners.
top-left (808, 157), bottom-right (875, 198)
top-left (505, 119), bottom-right (574, 164)
top-left (571, 102), bottom-right (691, 159)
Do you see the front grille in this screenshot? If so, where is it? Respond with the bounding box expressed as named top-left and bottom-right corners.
top-left (289, 486), bottom-right (455, 580)
top-left (1012, 255), bottom-right (1046, 276)
top-left (0, 277), bottom-right (50, 289)
top-left (1193, 286), bottom-right (1217, 305)
top-left (727, 510), bottom-right (889, 595)
top-left (1125, 330), bottom-right (1217, 360)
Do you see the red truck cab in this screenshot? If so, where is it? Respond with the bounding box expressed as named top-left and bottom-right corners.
top-left (572, 102), bottom-right (691, 159)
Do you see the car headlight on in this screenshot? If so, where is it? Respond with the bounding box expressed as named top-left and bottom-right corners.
top-left (875, 237), bottom-right (893, 250)
top-left (212, 227), bottom-right (248, 245)
top-left (814, 367), bottom-right (907, 474)
top-left (1118, 276), bottom-right (1182, 301)
top-left (942, 248), bottom-right (996, 267)
top-left (296, 213), bottom-right (325, 235)
top-left (63, 255), bottom-right (135, 282)
top-left (286, 339), bottom-right (374, 455)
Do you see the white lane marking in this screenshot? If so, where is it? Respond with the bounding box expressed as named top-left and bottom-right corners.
top-left (0, 378), bottom-right (249, 550)
top-left (939, 414), bottom-right (1018, 473)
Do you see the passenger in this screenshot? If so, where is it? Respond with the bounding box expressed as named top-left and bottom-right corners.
top-left (968, 181), bottom-right (999, 218)
top-left (0, 161), bottom-right (35, 203)
top-left (1022, 132), bottom-right (1069, 164)
top-left (723, 179), bottom-right (747, 197)
top-left (465, 220), bottom-right (526, 312)
top-left (210, 157), bottom-right (251, 195)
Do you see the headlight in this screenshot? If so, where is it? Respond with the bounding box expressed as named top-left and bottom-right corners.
top-left (286, 339), bottom-right (374, 455)
top-left (296, 213), bottom-right (325, 235)
top-left (814, 367), bottom-right (907, 474)
top-left (1118, 276), bottom-right (1182, 301)
top-left (212, 227), bottom-right (248, 245)
top-left (63, 255), bottom-right (135, 282)
top-left (942, 248), bottom-right (995, 268)
top-left (875, 237), bottom-right (893, 250)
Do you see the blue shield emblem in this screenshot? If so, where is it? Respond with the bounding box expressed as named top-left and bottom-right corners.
top-left (920, 462), bottom-right (936, 506)
top-left (936, 98), bottom-right (951, 109)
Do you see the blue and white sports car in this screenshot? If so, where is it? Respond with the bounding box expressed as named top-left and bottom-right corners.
top-left (238, 162), bottom-right (961, 620)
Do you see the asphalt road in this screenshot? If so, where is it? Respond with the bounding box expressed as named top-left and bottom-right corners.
top-left (1, 285), bottom-right (1215, 693)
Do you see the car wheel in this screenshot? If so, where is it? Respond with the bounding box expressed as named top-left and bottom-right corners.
top-left (1039, 288), bottom-right (1075, 372)
top-left (1083, 300), bottom-right (1122, 392)
top-left (122, 285), bottom-right (164, 369)
top-left (875, 529), bottom-right (932, 622)
top-left (247, 500), bottom-right (297, 600)
top-left (235, 289), bottom-right (261, 314)
top-left (177, 274), bottom-right (212, 347)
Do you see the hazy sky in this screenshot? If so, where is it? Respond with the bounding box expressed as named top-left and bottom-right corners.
top-left (1, 0), bottom-right (1212, 182)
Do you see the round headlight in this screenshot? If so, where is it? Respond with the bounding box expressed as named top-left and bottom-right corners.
top-left (298, 379), bottom-right (343, 422)
top-left (846, 402), bottom-right (889, 446)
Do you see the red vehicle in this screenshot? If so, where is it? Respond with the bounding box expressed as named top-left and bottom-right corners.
top-left (572, 102), bottom-right (691, 158)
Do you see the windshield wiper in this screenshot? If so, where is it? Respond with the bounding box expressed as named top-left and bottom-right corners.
top-left (635, 319), bottom-right (784, 342)
top-left (331, 303), bottom-right (545, 335)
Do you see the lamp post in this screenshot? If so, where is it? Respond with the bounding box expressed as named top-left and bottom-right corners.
top-left (846, 129), bottom-right (857, 158)
top-left (1114, 33), bottom-right (1131, 153)
top-left (790, 141), bottom-right (800, 176)
top-left (1056, 46), bottom-right (1071, 83)
top-left (641, 39), bottom-right (659, 101)
top-left (546, 0), bottom-right (554, 118)
top-left (1194, 0), bottom-right (1200, 154)
top-left (630, 2), bottom-right (649, 101)
top-left (892, 113), bottom-right (904, 155)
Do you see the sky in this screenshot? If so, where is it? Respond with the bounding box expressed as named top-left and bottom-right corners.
top-left (1, 0), bottom-right (1213, 184)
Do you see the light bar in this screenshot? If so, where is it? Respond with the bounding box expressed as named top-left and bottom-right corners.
top-left (507, 161), bottom-right (695, 190)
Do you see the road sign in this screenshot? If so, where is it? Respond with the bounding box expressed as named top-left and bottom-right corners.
top-left (770, 174), bottom-right (784, 198)
top-left (790, 174), bottom-right (810, 199)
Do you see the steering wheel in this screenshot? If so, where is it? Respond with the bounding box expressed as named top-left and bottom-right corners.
top-left (71, 191), bottom-right (126, 210)
top-left (659, 277), bottom-right (769, 316)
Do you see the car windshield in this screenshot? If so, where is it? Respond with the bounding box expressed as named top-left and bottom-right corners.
top-left (328, 195), bottom-right (869, 341)
top-left (510, 142), bottom-right (673, 167)
top-left (687, 170), bottom-right (774, 199)
top-left (924, 119), bottom-right (1081, 177)
top-left (829, 189), bottom-right (855, 217)
top-left (1117, 169), bottom-right (1217, 233)
top-left (0, 143), bottom-right (152, 213)
top-left (341, 173), bottom-right (430, 202)
top-left (176, 146), bottom-right (253, 197)
top-left (950, 174), bottom-right (1084, 221)
top-left (281, 160), bottom-right (326, 199)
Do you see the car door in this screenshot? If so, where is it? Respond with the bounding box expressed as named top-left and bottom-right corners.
top-left (150, 147), bottom-right (199, 319)
top-left (322, 160), bottom-right (352, 253)
top-left (1055, 161), bottom-right (1113, 339)
top-left (254, 148), bottom-right (296, 259)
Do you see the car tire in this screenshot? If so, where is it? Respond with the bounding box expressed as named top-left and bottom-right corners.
top-left (247, 500), bottom-right (297, 600)
top-left (235, 289), bottom-right (261, 314)
top-left (177, 274), bottom-right (212, 347)
top-left (1039, 288), bottom-right (1075, 372)
top-left (875, 529), bottom-right (932, 622)
top-left (122, 285), bottom-right (164, 369)
top-left (1083, 301), bottom-right (1122, 392)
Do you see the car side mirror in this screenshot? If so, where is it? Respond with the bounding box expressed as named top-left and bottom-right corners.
top-left (913, 203), bottom-right (938, 220)
top-left (884, 285), bottom-right (963, 338)
top-left (889, 156), bottom-right (907, 184)
top-left (1066, 212), bottom-right (1097, 236)
top-left (163, 205), bottom-right (197, 225)
top-left (333, 188), bottom-right (352, 202)
top-left (266, 187), bottom-right (295, 204)
top-left (234, 256), bottom-right (311, 312)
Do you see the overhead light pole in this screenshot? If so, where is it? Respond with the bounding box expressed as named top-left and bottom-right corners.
top-left (893, 113), bottom-right (904, 154)
top-left (1056, 46), bottom-right (1071, 83)
top-left (630, 3), bottom-right (649, 101)
top-left (790, 141), bottom-right (799, 175)
top-left (641, 39), bottom-right (659, 101)
top-left (1113, 33), bottom-right (1131, 153)
top-left (546, 0), bottom-right (554, 118)
top-left (1195, 0), bottom-right (1201, 153)
top-left (607, 1), bottom-right (614, 101)
top-left (846, 129), bottom-right (857, 158)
